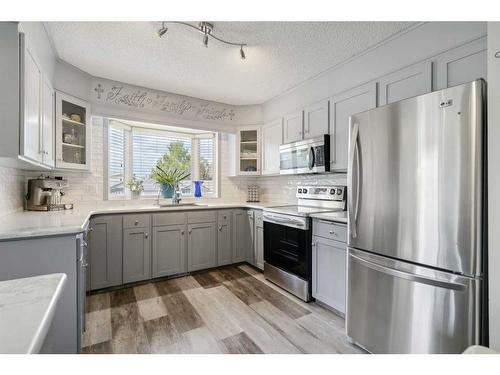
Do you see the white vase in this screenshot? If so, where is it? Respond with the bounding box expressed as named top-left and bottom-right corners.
top-left (131, 191), bottom-right (141, 200)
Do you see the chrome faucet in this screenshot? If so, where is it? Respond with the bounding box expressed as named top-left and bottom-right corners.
top-left (171, 183), bottom-right (182, 205)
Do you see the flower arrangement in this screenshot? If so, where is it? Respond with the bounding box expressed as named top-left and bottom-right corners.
top-left (126, 177), bottom-right (144, 198)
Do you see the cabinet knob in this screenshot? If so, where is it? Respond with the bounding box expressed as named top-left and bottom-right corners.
top-left (181, 230), bottom-right (185, 235)
top-left (145, 233), bottom-right (149, 238)
top-left (312, 242), bottom-right (316, 247)
top-left (218, 226), bottom-right (222, 231)
top-left (89, 227), bottom-right (94, 232)
top-left (134, 220), bottom-right (139, 225)
top-left (189, 230), bottom-right (192, 235)
top-left (329, 230), bottom-right (336, 235)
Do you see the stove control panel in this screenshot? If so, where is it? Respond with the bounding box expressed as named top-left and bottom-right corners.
top-left (296, 186), bottom-right (346, 201)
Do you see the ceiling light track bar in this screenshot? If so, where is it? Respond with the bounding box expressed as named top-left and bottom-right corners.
top-left (157, 21), bottom-right (247, 59)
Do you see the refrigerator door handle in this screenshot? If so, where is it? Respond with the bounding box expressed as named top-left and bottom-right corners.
top-left (348, 122), bottom-right (360, 238)
top-left (350, 253), bottom-right (467, 291)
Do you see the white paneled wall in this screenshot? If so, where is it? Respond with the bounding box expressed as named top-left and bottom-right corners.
top-left (0, 166), bottom-right (25, 216)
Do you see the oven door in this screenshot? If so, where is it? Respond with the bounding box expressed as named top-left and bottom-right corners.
top-left (279, 135), bottom-right (330, 175)
top-left (263, 221), bottom-right (312, 280)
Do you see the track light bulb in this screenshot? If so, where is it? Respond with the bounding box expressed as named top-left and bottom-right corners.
top-left (240, 46), bottom-right (246, 60)
top-left (203, 33), bottom-right (209, 47)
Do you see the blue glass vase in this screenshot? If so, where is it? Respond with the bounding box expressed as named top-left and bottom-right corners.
top-left (194, 180), bottom-right (203, 198)
top-left (161, 184), bottom-right (175, 198)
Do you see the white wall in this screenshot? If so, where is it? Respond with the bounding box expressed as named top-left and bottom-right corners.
top-left (263, 22), bottom-right (486, 122)
top-left (488, 22), bottom-right (500, 351)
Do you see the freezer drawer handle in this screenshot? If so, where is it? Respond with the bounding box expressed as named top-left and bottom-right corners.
top-left (350, 253), bottom-right (466, 291)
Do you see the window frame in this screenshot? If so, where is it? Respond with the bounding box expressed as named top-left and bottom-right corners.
top-left (104, 118), bottom-right (219, 200)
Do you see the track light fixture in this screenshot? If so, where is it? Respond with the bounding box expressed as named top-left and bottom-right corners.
top-left (157, 22), bottom-right (168, 38)
top-left (157, 21), bottom-right (247, 60)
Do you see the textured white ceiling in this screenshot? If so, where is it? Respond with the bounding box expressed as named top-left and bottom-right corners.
top-left (45, 22), bottom-right (415, 105)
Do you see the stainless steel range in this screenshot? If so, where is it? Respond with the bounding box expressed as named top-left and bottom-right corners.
top-left (263, 186), bottom-right (347, 301)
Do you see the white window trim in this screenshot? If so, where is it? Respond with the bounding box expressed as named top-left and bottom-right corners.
top-left (104, 118), bottom-right (219, 200)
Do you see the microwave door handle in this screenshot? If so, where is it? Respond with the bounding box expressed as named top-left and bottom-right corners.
top-left (308, 147), bottom-right (315, 169)
top-left (348, 122), bottom-right (359, 238)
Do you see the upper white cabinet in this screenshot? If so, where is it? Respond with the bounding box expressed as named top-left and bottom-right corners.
top-left (55, 92), bottom-right (91, 170)
top-left (378, 61), bottom-right (432, 105)
top-left (0, 25), bottom-right (55, 170)
top-left (436, 37), bottom-right (487, 90)
top-left (329, 83), bottom-right (376, 171)
top-left (20, 38), bottom-right (43, 164)
top-left (304, 99), bottom-right (329, 138)
top-left (236, 127), bottom-right (260, 175)
top-left (283, 110), bottom-right (304, 143)
top-left (41, 78), bottom-right (55, 168)
top-left (261, 118), bottom-right (283, 175)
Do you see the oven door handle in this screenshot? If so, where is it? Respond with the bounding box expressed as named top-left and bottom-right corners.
top-left (263, 214), bottom-right (305, 227)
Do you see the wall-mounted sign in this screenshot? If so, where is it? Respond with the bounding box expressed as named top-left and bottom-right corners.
top-left (91, 78), bottom-right (237, 124)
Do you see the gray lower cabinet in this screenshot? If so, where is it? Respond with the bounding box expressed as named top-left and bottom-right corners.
top-left (312, 235), bottom-right (347, 315)
top-left (152, 224), bottom-right (187, 278)
top-left (123, 227), bottom-right (151, 283)
top-left (218, 221), bottom-right (232, 266)
top-left (255, 226), bottom-right (264, 270)
top-left (187, 222), bottom-right (217, 272)
top-left (232, 209), bottom-right (253, 263)
top-left (254, 210), bottom-right (264, 270)
top-left (88, 215), bottom-right (123, 290)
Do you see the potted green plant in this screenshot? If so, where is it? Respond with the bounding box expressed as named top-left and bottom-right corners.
top-left (126, 177), bottom-right (144, 199)
top-left (152, 166), bottom-right (190, 198)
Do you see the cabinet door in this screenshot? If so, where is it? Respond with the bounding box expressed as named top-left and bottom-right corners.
top-left (378, 61), bottom-right (432, 105)
top-left (255, 225), bottom-right (264, 270)
top-left (41, 78), bottom-right (55, 167)
top-left (283, 110), bottom-right (304, 143)
top-left (217, 222), bottom-right (232, 266)
top-left (123, 227), bottom-right (151, 283)
top-left (304, 100), bottom-right (329, 138)
top-left (312, 236), bottom-right (347, 314)
top-left (89, 215), bottom-right (123, 290)
top-left (21, 38), bottom-right (42, 163)
top-left (187, 222), bottom-right (217, 272)
top-left (246, 210), bottom-right (255, 265)
top-left (232, 210), bottom-right (253, 263)
top-left (262, 118), bottom-right (283, 175)
top-left (329, 83), bottom-right (376, 171)
top-left (436, 37), bottom-right (487, 90)
top-left (55, 91), bottom-right (91, 171)
top-left (152, 224), bottom-right (186, 278)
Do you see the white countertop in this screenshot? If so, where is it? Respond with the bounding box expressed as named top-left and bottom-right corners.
top-left (0, 200), bottom-right (285, 241)
top-left (0, 273), bottom-right (67, 354)
top-left (309, 211), bottom-right (348, 223)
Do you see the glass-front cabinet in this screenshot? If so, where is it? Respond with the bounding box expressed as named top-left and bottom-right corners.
top-left (237, 128), bottom-right (260, 175)
top-left (55, 91), bottom-right (91, 170)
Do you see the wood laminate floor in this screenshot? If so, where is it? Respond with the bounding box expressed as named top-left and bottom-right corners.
top-left (82, 264), bottom-right (364, 354)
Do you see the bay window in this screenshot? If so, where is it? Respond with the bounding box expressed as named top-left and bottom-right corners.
top-left (105, 119), bottom-right (218, 199)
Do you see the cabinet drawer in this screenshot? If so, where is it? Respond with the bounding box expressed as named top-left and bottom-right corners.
top-left (254, 210), bottom-right (263, 228)
top-left (217, 210), bottom-right (232, 224)
top-left (123, 214), bottom-right (151, 229)
top-left (188, 210), bottom-right (216, 224)
top-left (313, 219), bottom-right (347, 242)
top-left (152, 212), bottom-right (187, 227)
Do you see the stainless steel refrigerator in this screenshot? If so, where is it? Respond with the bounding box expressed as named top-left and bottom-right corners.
top-left (346, 79), bottom-right (487, 354)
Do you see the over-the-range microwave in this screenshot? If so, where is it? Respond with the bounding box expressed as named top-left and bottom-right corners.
top-left (279, 134), bottom-right (330, 175)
